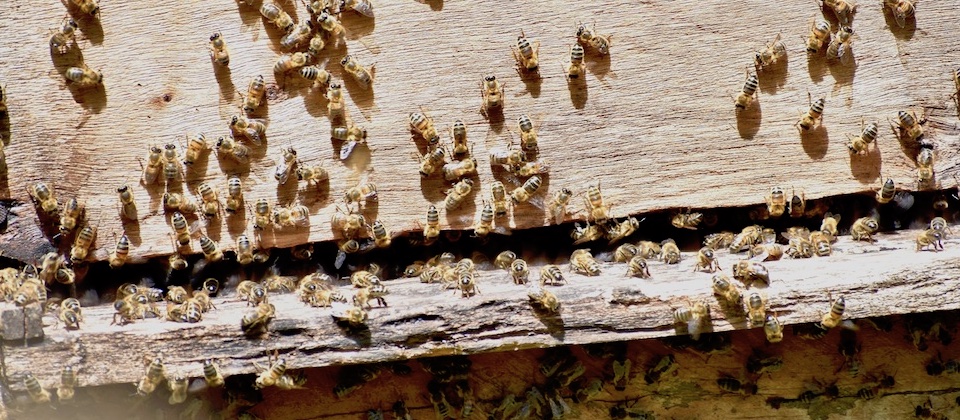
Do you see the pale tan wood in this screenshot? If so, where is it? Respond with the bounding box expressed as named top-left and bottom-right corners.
top-left (0, 1), bottom-right (959, 262)
top-left (3, 228), bottom-right (959, 392)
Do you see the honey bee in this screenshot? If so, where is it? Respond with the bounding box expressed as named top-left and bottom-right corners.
top-left (456, 272), bottom-right (479, 298)
top-left (540, 264), bottom-right (566, 286)
top-left (215, 135), bottom-right (251, 163)
top-left (516, 114), bottom-right (539, 152)
top-left (165, 286), bottom-right (188, 304)
top-left (260, 2), bottom-right (295, 32)
top-left (280, 21), bottom-right (313, 51)
top-left (819, 295), bottom-right (846, 328)
top-left (493, 250), bottom-right (517, 269)
top-left (884, 0), bottom-right (915, 28)
top-left (528, 285), bottom-right (560, 313)
top-left (509, 259), bottom-right (529, 284)
top-left (693, 246), bottom-right (720, 272)
top-left (198, 233), bottom-right (223, 262)
top-left (613, 243), bottom-right (638, 263)
top-left (169, 251), bottom-right (188, 270)
top-left (209, 32), bottom-right (230, 66)
top-left (660, 239), bottom-right (681, 264)
top-left (785, 235), bottom-right (815, 259)
top-left (850, 216), bottom-right (879, 242)
top-left (607, 217), bottom-right (641, 245)
top-left (221, 176), bottom-right (243, 215)
top-left (251, 199), bottom-right (272, 231)
top-left (450, 119), bottom-right (469, 155)
top-left (327, 82), bottom-right (346, 122)
top-left (629, 242), bottom-right (657, 260)
top-left (299, 65), bottom-right (332, 86)
top-left (512, 30), bottom-right (541, 74)
top-left (344, 182), bottom-right (378, 208)
top-left (917, 229), bottom-right (943, 252)
top-left (626, 256), bottom-right (651, 278)
top-left (565, 43), bottom-right (586, 79)
top-left (58, 299), bottom-right (82, 329)
top-left (671, 211), bottom-right (702, 230)
top-left (350, 269), bottom-right (381, 288)
top-left (137, 357), bottom-right (166, 396)
top-left (930, 217), bottom-right (953, 239)
top-left (342, 0), bottom-right (375, 17)
top-left (570, 249), bottom-right (601, 276)
top-left (825, 26), bottom-right (855, 62)
top-left (513, 159), bottom-right (549, 177)
top-left (28, 182), bottom-right (59, 217)
top-left (422, 204), bottom-right (441, 243)
top-left (787, 188), bottom-right (806, 218)
top-left (50, 18), bottom-right (79, 54)
top-left (542, 188), bottom-right (573, 224)
top-left (480, 75), bottom-right (505, 116)
top-left (53, 265), bottom-right (75, 285)
top-left (109, 233), bottom-right (130, 268)
top-left (805, 18), bottom-right (832, 53)
top-left (317, 9), bottom-right (346, 40)
top-left (764, 314), bottom-right (784, 343)
top-left (763, 186), bottom-right (787, 218)
top-left (584, 183), bottom-right (612, 222)
top-left (417, 147), bottom-right (446, 177)
top-left (167, 375), bottom-right (189, 405)
top-left (24, 373), bottom-right (51, 403)
top-left (161, 192), bottom-right (196, 215)
top-left (230, 115), bottom-right (267, 146)
top-left (58, 366), bottom-right (77, 400)
top-left (241, 302), bottom-right (276, 337)
top-left (252, 352), bottom-right (287, 390)
top-left (571, 222), bottom-right (604, 245)
top-left (242, 76), bottom-right (266, 114)
top-left (65, 65), bottom-right (103, 88)
top-left (70, 225), bottom-right (96, 264)
top-left (114, 184), bottom-right (137, 220)
top-left (354, 283), bottom-right (389, 308)
top-left (195, 182), bottom-right (220, 219)
top-left (330, 205), bottom-right (366, 238)
top-left (734, 70), bottom-right (759, 110)
top-left (847, 119), bottom-right (878, 155)
top-left (273, 203), bottom-right (309, 228)
top-left (442, 158), bottom-right (478, 181)
top-left (810, 231), bottom-right (833, 256)
top-left (745, 291), bottom-right (766, 325)
top-left (162, 143), bottom-right (184, 182)
top-left (39, 252), bottom-right (62, 283)
top-left (510, 175), bottom-right (542, 204)
top-left (916, 146), bottom-right (934, 187)
top-left (576, 22), bottom-right (612, 55)
top-left (703, 231), bottom-right (734, 251)
top-left (473, 202), bottom-right (495, 237)
top-left (340, 55), bottom-right (375, 89)
top-left (754, 32), bottom-right (786, 72)
top-left (370, 219), bottom-right (392, 248)
top-left (182, 134), bottom-right (209, 167)
top-left (273, 146), bottom-right (297, 185)
top-left (712, 273), bottom-right (742, 304)
top-left (331, 302), bottom-right (367, 326)
top-left (733, 260), bottom-right (770, 286)
top-left (796, 93), bottom-right (825, 132)
top-left (237, 280), bottom-right (268, 306)
top-left (444, 179), bottom-right (474, 211)
top-left (409, 109), bottom-right (441, 145)
top-left (890, 109), bottom-right (925, 142)
top-left (489, 145), bottom-right (525, 170)
top-left (822, 0), bottom-right (857, 24)
top-left (876, 178), bottom-right (895, 204)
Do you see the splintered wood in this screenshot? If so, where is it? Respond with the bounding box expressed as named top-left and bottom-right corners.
top-left (0, 1), bottom-right (959, 262)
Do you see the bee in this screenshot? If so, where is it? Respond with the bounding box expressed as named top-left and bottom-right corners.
top-left (58, 299), bottom-right (82, 329)
top-left (273, 203), bottom-right (309, 228)
top-left (137, 357), bottom-right (166, 396)
top-left (181, 134), bottom-right (209, 167)
top-left (24, 373), bottom-right (51, 403)
top-left (851, 216), bottom-right (879, 242)
top-left (528, 285), bottom-right (561, 313)
top-left (334, 123), bottom-right (369, 161)
top-left (168, 375), bottom-right (189, 405)
top-left (422, 204), bottom-right (441, 243)
top-left (13, 277), bottom-right (44, 307)
top-left (884, 0), bottom-right (916, 28)
top-left (409, 110), bottom-right (441, 145)
top-left (370, 219), bottom-right (392, 248)
top-left (547, 188), bottom-right (573, 225)
top-left (576, 22), bottom-right (612, 55)
top-left (253, 352), bottom-right (287, 390)
top-left (70, 225), bottom-right (96, 264)
top-left (162, 192), bottom-right (197, 215)
top-left (565, 43), bottom-right (586, 79)
top-left (230, 115), bottom-right (268, 146)
top-left (826, 26), bottom-right (855, 62)
top-left (754, 32), bottom-right (786, 71)
top-left (280, 21), bottom-right (313, 51)
top-left (508, 259), bottom-right (529, 284)
top-left (512, 30), bottom-right (541, 74)
top-left (917, 146), bottom-right (934, 187)
top-left (734, 70), bottom-right (759, 110)
top-left (694, 246), bottom-right (720, 272)
top-left (57, 366), bottom-right (77, 401)
top-left (330, 205), bottom-right (366, 238)
top-left (112, 185), bottom-right (137, 220)
top-left (317, 9), bottom-right (346, 40)
top-left (847, 119), bottom-right (878, 155)
top-left (473, 201), bottom-right (495, 237)
top-left (712, 273), bottom-right (742, 304)
top-left (193, 182), bottom-right (220, 219)
top-left (510, 175), bottom-right (542, 204)
top-left (584, 183), bottom-right (611, 222)
top-left (241, 302), bottom-right (276, 337)
top-left (766, 187), bottom-right (787, 217)
top-left (734, 260), bottom-right (770, 287)
top-left (805, 18), bottom-right (832, 53)
top-left (108, 233), bottom-right (130, 268)
top-left (209, 32), bottom-right (230, 66)
top-left (39, 252), bottom-right (62, 283)
top-left (571, 222), bottom-right (604, 245)
top-left (493, 250), bottom-right (517, 269)
top-left (456, 271), bottom-right (479, 298)
top-left (626, 256), bottom-right (651, 278)
top-left (890, 109), bottom-right (925, 142)
top-left (331, 302), bottom-right (367, 326)
top-left (350, 270), bottom-right (381, 288)
top-left (764, 314), bottom-right (784, 343)
top-left (704, 231), bottom-right (735, 250)
top-left (54, 265), bottom-right (76, 285)
top-left (480, 75), bottom-right (505, 115)
top-left (876, 177), bottom-right (895, 204)
top-left (237, 280), bottom-right (268, 306)
top-left (488, 181), bottom-right (510, 217)
top-left (818, 295), bottom-right (847, 329)
top-left (165, 286), bottom-right (188, 304)
top-left (220, 176), bottom-right (243, 215)
top-left (796, 93), bottom-right (825, 132)
top-left (161, 143), bottom-right (185, 182)
top-left (810, 231), bottom-right (833, 256)
top-left (540, 264), bottom-right (566, 286)
top-left (787, 188), bottom-right (806, 218)
top-left (260, 2), bottom-right (295, 32)
top-left (198, 234), bottom-right (223, 262)
top-left (252, 199), bottom-right (272, 231)
top-left (745, 291), bottom-right (766, 325)
top-left (822, 0), bottom-right (857, 24)
top-left (450, 119), bottom-right (468, 155)
top-left (444, 179), bottom-right (474, 211)
top-left (65, 65), bottom-right (103, 87)
top-left (327, 82), bottom-right (346, 122)
top-left (344, 182), bottom-right (378, 208)
top-left (299, 65), bottom-right (332, 86)
top-left (607, 217), bottom-right (641, 244)
top-left (354, 282), bottom-right (389, 307)
top-left (28, 182), bottom-right (59, 217)
top-left (273, 146), bottom-right (297, 185)
top-left (660, 239), bottom-right (681, 264)
top-left (570, 249), bottom-right (601, 276)
top-left (169, 251), bottom-right (188, 270)
top-left (417, 147), bottom-right (447, 177)
top-left (930, 217), bottom-right (953, 239)
top-left (340, 55), bottom-right (375, 89)
top-left (917, 229), bottom-right (944, 252)
top-left (671, 211), bottom-right (703, 230)
top-left (516, 114), bottom-right (539, 152)
top-left (442, 157), bottom-right (478, 181)
top-left (215, 135), bottom-right (250, 163)
top-left (489, 146), bottom-right (525, 169)
top-left (614, 243), bottom-right (638, 262)
top-left (513, 159), bottom-right (549, 177)
top-left (342, 0), bottom-right (375, 17)
top-left (50, 18), bottom-right (79, 54)
top-left (242, 76), bottom-right (266, 114)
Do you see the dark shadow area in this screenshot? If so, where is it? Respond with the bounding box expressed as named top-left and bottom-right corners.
top-left (342, 12), bottom-right (376, 44)
top-left (567, 77), bottom-right (587, 109)
top-left (214, 65), bottom-right (236, 107)
top-left (0, 111), bottom-right (10, 146)
top-left (735, 101), bottom-right (762, 140)
top-left (757, 56), bottom-right (788, 94)
top-left (883, 8), bottom-right (917, 41)
top-left (586, 52), bottom-right (612, 80)
top-left (71, 14), bottom-right (103, 46)
top-left (800, 124), bottom-right (829, 160)
top-left (827, 53), bottom-right (857, 88)
top-left (343, 76), bottom-right (378, 121)
top-left (517, 71), bottom-right (542, 98)
top-left (807, 54), bottom-right (828, 83)
top-left (67, 83), bottom-right (107, 115)
top-left (849, 145), bottom-right (881, 184)
top-left (303, 85), bottom-right (329, 118)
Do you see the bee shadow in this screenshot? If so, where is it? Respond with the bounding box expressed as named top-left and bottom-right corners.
top-left (883, 9), bottom-right (917, 41)
top-left (275, 177), bottom-right (300, 205)
top-left (896, 132), bottom-right (922, 165)
top-left (344, 78), bottom-right (377, 121)
top-left (0, 111), bottom-right (10, 145)
top-left (717, 301), bottom-right (750, 329)
top-left (343, 142), bottom-right (373, 173)
top-left (183, 159), bottom-right (211, 185)
top-left (807, 54), bottom-right (828, 84)
top-left (214, 65), bottom-right (237, 105)
top-left (203, 217), bottom-right (222, 241)
top-left (567, 77), bottom-right (587, 110)
top-left (849, 146), bottom-right (882, 184)
top-left (483, 108), bottom-right (505, 134)
top-left (300, 181), bottom-right (331, 210)
top-left (215, 157), bottom-right (250, 179)
top-left (342, 12), bottom-right (375, 42)
top-left (586, 52), bottom-right (612, 79)
top-left (120, 219), bottom-right (142, 248)
top-left (419, 176), bottom-right (447, 204)
top-left (735, 102), bottom-right (762, 140)
top-left (303, 86), bottom-right (329, 118)
top-left (531, 308), bottom-right (565, 340)
top-left (422, 0), bottom-right (443, 11)
top-left (827, 55), bottom-right (857, 87)
top-left (800, 124), bottom-right (829, 160)
top-left (226, 212), bottom-right (248, 236)
top-left (72, 14), bottom-right (104, 46)
top-left (757, 58), bottom-right (788, 94)
top-left (334, 321), bottom-right (372, 346)
top-left (517, 72), bottom-right (542, 98)
top-left (67, 84), bottom-right (107, 115)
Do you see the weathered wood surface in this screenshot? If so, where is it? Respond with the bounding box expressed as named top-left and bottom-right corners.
top-left (4, 228), bottom-right (959, 391)
top-left (1, 1), bottom-right (960, 263)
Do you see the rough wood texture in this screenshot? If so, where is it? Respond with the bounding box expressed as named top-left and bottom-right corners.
top-left (1, 1), bottom-right (959, 263)
top-left (4, 228), bottom-right (958, 392)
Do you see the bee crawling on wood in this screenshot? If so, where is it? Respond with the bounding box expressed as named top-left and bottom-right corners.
top-left (754, 32), bottom-right (786, 72)
top-left (576, 21), bottom-right (612, 55)
top-left (916, 229), bottom-right (944, 252)
top-left (693, 246), bottom-right (720, 273)
top-left (50, 18), bottom-right (79, 54)
top-left (260, 1), bottom-right (295, 32)
top-left (209, 32), bottom-right (230, 66)
top-left (825, 26), bottom-right (855, 63)
top-left (480, 75), bottom-right (505, 116)
top-left (564, 43), bottom-right (586, 80)
top-left (889, 109), bottom-right (926, 143)
top-left (733, 69), bottom-right (759, 110)
top-left (850, 216), bottom-right (879, 242)
top-left (340, 55), bottom-right (375, 90)
top-left (884, 0), bottom-right (916, 28)
top-left (804, 18), bottom-right (832, 53)
top-left (512, 30), bottom-right (541, 76)
top-left (65, 65), bottom-right (103, 88)
top-left (796, 93), bottom-right (825, 132)
top-left (847, 118), bottom-right (878, 155)
top-left (820, 0), bottom-right (857, 25)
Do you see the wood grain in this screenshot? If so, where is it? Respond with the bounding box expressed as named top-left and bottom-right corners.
top-left (0, 1), bottom-right (959, 263)
top-left (4, 228), bottom-right (959, 391)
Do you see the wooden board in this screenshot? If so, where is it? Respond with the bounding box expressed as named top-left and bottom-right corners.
top-left (4, 228), bottom-right (959, 391)
top-left (1, 0), bottom-right (960, 263)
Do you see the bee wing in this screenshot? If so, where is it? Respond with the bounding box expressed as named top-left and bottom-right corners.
top-left (339, 140), bottom-right (358, 161)
top-left (839, 44), bottom-right (853, 66)
top-left (244, 128), bottom-right (263, 146)
top-left (334, 250), bottom-right (348, 269)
